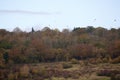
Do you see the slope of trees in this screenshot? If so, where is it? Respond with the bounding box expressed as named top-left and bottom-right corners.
top-left (0, 26), bottom-right (120, 65)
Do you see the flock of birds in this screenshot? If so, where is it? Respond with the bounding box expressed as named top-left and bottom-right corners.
top-left (93, 19), bottom-right (117, 22)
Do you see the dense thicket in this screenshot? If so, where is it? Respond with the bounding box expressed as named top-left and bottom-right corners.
top-left (0, 26), bottom-right (120, 65)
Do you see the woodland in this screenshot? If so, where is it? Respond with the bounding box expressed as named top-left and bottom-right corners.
top-left (0, 26), bottom-right (120, 80)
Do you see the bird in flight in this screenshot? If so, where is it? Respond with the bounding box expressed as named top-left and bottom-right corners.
top-left (114, 19), bottom-right (117, 22)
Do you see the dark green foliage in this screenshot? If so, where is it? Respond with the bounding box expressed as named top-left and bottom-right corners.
top-left (32, 27), bottom-right (35, 32)
top-left (0, 41), bottom-right (12, 49)
top-left (3, 52), bottom-right (9, 64)
top-left (86, 26), bottom-right (95, 33)
top-left (73, 27), bottom-right (80, 31)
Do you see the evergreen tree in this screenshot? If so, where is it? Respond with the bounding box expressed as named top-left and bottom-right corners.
top-left (3, 52), bottom-right (9, 64)
top-left (32, 27), bottom-right (35, 32)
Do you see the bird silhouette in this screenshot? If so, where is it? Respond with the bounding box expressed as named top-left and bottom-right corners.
top-left (93, 19), bottom-right (96, 22)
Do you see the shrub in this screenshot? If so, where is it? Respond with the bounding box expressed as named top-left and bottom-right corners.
top-left (62, 63), bottom-right (72, 69)
top-left (8, 73), bottom-right (15, 80)
top-left (30, 67), bottom-right (39, 75)
top-left (88, 58), bottom-right (96, 64)
top-left (97, 69), bottom-right (120, 77)
top-left (38, 67), bottom-right (47, 76)
top-left (110, 56), bottom-right (120, 64)
top-left (30, 67), bottom-right (49, 78)
top-left (0, 61), bottom-right (5, 69)
top-left (51, 77), bottom-right (65, 80)
top-left (71, 74), bottom-right (79, 79)
top-left (3, 52), bottom-right (9, 64)
top-left (102, 58), bottom-right (108, 63)
top-left (96, 58), bottom-right (103, 63)
top-left (97, 69), bottom-right (111, 76)
top-left (19, 65), bottom-right (30, 78)
top-left (115, 74), bottom-right (120, 80)
top-left (111, 74), bottom-right (120, 80)
top-left (70, 58), bottom-right (79, 64)
top-left (0, 41), bottom-right (12, 49)
top-left (14, 72), bottom-right (19, 80)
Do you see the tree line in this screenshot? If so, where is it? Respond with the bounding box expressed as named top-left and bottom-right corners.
top-left (0, 26), bottom-right (120, 65)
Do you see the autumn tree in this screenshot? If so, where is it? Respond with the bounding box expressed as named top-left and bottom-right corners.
top-left (68, 44), bottom-right (94, 60)
top-left (13, 27), bottom-right (22, 33)
top-left (108, 40), bottom-right (120, 58)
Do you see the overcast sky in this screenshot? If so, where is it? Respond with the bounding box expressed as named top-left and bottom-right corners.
top-left (0, 0), bottom-right (120, 31)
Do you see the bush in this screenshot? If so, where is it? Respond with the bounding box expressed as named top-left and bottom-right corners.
top-left (51, 77), bottom-right (65, 80)
top-left (38, 67), bottom-right (47, 76)
top-left (115, 74), bottom-right (120, 80)
top-left (8, 73), bottom-right (15, 80)
top-left (70, 58), bottom-right (79, 64)
top-left (88, 58), bottom-right (96, 64)
top-left (0, 41), bottom-right (12, 49)
top-left (97, 69), bottom-right (111, 76)
top-left (97, 69), bottom-right (120, 77)
top-left (62, 63), bottom-right (72, 69)
top-left (30, 67), bottom-right (39, 75)
top-left (71, 74), bottom-right (79, 79)
top-left (110, 56), bottom-right (120, 64)
top-left (111, 74), bottom-right (120, 80)
top-left (0, 61), bottom-right (5, 69)
top-left (19, 65), bottom-right (30, 78)
top-left (96, 58), bottom-right (103, 63)
top-left (102, 58), bottom-right (108, 63)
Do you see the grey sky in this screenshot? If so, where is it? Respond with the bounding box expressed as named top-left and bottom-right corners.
top-left (0, 0), bottom-right (120, 31)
